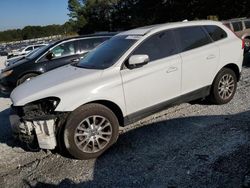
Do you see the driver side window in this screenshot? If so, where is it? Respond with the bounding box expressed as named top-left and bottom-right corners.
top-left (51, 41), bottom-right (76, 58)
top-left (132, 30), bottom-right (178, 62)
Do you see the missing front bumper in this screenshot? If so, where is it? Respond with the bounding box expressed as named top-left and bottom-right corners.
top-left (9, 109), bottom-right (57, 150)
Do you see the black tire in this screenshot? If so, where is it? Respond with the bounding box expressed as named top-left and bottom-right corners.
top-left (209, 68), bottom-right (237, 105)
top-left (63, 103), bottom-right (119, 160)
top-left (17, 73), bottom-right (38, 85)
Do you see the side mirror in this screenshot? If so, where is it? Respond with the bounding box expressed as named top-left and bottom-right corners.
top-left (128, 55), bottom-right (149, 68)
top-left (46, 52), bottom-right (55, 60)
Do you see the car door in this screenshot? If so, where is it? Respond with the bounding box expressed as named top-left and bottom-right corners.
top-left (175, 26), bottom-right (220, 95)
top-left (43, 40), bottom-right (80, 71)
top-left (121, 30), bottom-right (182, 116)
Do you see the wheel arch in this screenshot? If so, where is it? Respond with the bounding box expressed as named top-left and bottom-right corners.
top-left (86, 100), bottom-right (124, 127)
top-left (222, 63), bottom-right (241, 82)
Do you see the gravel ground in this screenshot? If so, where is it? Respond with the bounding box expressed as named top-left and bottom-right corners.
top-left (0, 59), bottom-right (249, 187)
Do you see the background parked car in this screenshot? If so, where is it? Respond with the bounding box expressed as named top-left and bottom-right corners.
top-left (8, 44), bottom-right (48, 58)
top-left (222, 18), bottom-right (250, 47)
top-left (0, 33), bottom-right (116, 94)
top-left (0, 46), bottom-right (8, 56)
top-left (4, 46), bottom-right (47, 67)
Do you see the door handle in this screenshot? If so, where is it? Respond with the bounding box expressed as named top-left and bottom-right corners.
top-left (166, 66), bottom-right (178, 73)
top-left (206, 55), bottom-right (216, 60)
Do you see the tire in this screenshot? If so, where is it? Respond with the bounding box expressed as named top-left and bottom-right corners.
top-left (17, 73), bottom-right (38, 85)
top-left (63, 103), bottom-right (119, 160)
top-left (209, 68), bottom-right (237, 105)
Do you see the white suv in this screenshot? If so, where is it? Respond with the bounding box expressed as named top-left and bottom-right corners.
top-left (10, 21), bottom-right (244, 159)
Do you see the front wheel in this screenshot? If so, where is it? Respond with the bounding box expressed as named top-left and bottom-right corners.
top-left (209, 68), bottom-right (237, 105)
top-left (63, 103), bottom-right (119, 160)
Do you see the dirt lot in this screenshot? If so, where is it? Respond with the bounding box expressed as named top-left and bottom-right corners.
top-left (0, 58), bottom-right (249, 187)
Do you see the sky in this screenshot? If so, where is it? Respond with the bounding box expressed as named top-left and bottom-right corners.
top-left (0, 0), bottom-right (69, 31)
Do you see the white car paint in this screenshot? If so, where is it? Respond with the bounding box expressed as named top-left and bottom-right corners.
top-left (11, 20), bottom-right (243, 118)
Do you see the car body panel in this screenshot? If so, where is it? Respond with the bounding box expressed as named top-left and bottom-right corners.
top-left (11, 65), bottom-right (127, 115)
top-left (121, 54), bottom-right (182, 115)
top-left (180, 42), bottom-right (220, 94)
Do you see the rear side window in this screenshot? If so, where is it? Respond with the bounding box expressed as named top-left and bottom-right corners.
top-left (176, 26), bottom-right (212, 52)
top-left (204, 25), bottom-right (227, 41)
top-left (132, 30), bottom-right (178, 62)
top-left (78, 37), bottom-right (110, 53)
top-left (245, 20), bottom-right (250, 29)
top-left (232, 22), bottom-right (243, 31)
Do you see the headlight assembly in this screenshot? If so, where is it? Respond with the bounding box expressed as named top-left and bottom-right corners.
top-left (22, 97), bottom-right (61, 119)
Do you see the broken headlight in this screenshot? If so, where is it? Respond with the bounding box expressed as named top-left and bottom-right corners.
top-left (21, 97), bottom-right (60, 120)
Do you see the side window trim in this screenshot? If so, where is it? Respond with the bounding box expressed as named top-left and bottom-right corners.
top-left (127, 29), bottom-right (179, 64)
top-left (201, 26), bottom-right (213, 42)
top-left (50, 40), bottom-right (77, 60)
top-left (203, 25), bottom-right (228, 43)
top-left (175, 26), bottom-right (213, 53)
top-left (36, 40), bottom-right (77, 63)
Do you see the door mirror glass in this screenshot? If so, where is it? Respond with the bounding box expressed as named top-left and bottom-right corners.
top-left (128, 55), bottom-right (149, 68)
top-left (46, 52), bottom-right (55, 60)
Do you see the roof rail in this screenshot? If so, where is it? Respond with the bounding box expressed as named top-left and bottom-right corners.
top-left (223, 17), bottom-right (248, 22)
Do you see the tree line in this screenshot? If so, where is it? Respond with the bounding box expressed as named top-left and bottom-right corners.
top-left (0, 22), bottom-right (75, 42)
top-left (1, 0), bottom-right (249, 42)
top-left (68, 0), bottom-right (250, 34)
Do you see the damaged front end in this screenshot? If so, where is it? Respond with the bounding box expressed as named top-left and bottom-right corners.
top-left (9, 97), bottom-right (68, 150)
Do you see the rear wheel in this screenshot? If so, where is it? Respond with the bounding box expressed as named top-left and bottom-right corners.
top-left (17, 73), bottom-right (38, 85)
top-left (209, 68), bottom-right (237, 104)
top-left (63, 103), bottom-right (119, 160)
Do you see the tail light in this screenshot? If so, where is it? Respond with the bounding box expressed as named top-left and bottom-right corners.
top-left (228, 27), bottom-right (245, 49)
top-left (242, 39), bottom-right (245, 49)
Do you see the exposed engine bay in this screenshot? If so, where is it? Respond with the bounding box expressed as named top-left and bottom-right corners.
top-left (9, 97), bottom-right (68, 150)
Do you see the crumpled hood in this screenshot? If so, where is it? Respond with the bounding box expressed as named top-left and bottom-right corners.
top-left (11, 65), bottom-right (103, 106)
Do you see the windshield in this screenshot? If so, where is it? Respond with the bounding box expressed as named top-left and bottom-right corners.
top-left (77, 35), bottom-right (140, 69)
top-left (25, 43), bottom-right (53, 60)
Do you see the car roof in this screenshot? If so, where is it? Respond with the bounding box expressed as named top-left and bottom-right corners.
top-left (118, 20), bottom-right (223, 36)
top-left (49, 32), bottom-right (118, 46)
top-left (62, 32), bottom-right (118, 41)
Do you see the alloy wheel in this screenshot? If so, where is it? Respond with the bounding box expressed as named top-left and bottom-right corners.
top-left (74, 115), bottom-right (113, 154)
top-left (218, 74), bottom-right (235, 100)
